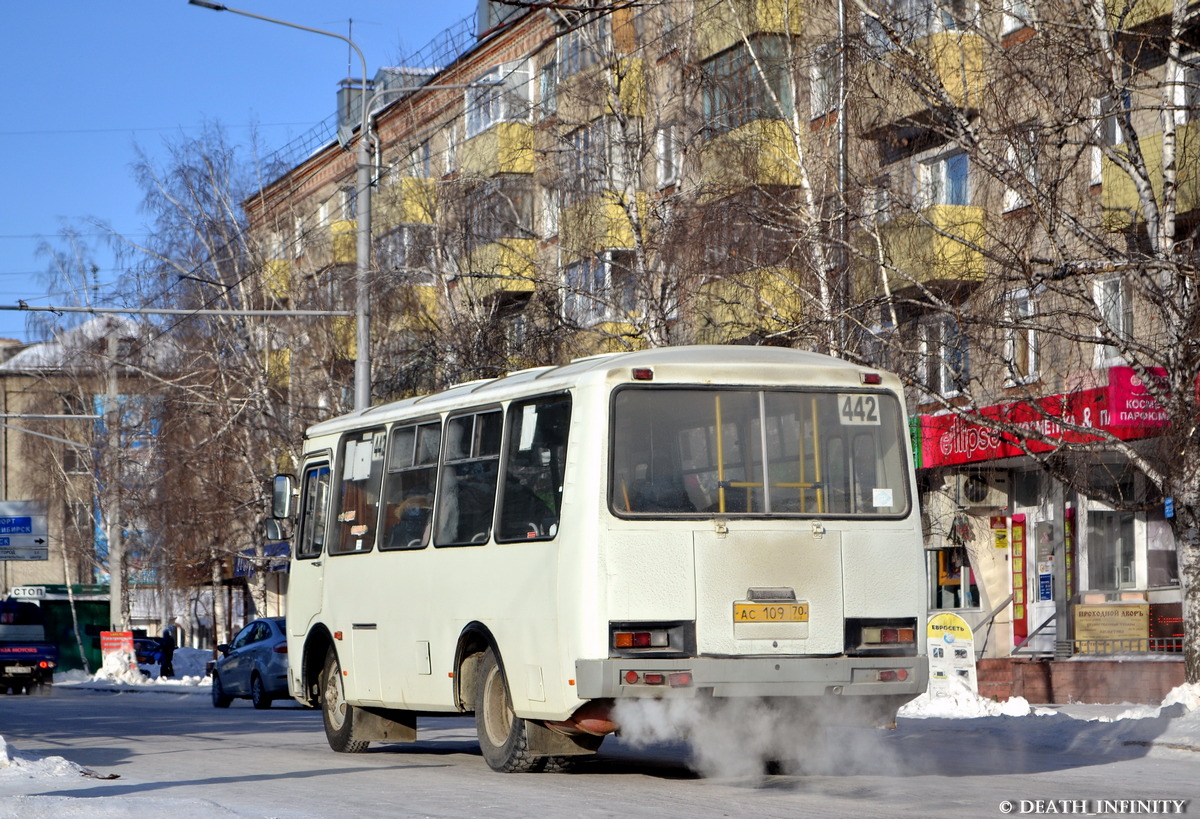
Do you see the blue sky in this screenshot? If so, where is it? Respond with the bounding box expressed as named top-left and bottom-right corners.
top-left (0, 0), bottom-right (471, 343)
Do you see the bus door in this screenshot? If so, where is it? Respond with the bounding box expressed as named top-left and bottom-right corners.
top-left (288, 461), bottom-right (332, 639)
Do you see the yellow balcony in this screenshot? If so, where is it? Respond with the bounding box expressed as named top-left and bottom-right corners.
top-left (376, 177), bottom-right (436, 227)
top-left (461, 238), bottom-right (538, 301)
top-left (263, 259), bottom-right (290, 300)
top-left (868, 205), bottom-right (986, 293)
top-left (859, 33), bottom-right (985, 135)
top-left (1102, 121), bottom-right (1200, 230)
top-left (698, 118), bottom-right (802, 190)
top-left (560, 192), bottom-right (638, 253)
top-left (458, 122), bottom-right (534, 178)
top-left (556, 58), bottom-right (646, 123)
top-left (695, 0), bottom-right (804, 59)
top-left (692, 268), bottom-right (799, 344)
top-left (266, 348), bottom-right (290, 389)
top-left (332, 316), bottom-right (356, 360)
top-left (331, 220), bottom-right (357, 265)
top-left (572, 324), bottom-right (649, 355)
top-left (1107, 0), bottom-right (1200, 29)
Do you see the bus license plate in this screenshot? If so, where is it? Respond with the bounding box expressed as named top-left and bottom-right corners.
top-left (4, 666), bottom-right (31, 674)
top-left (733, 603), bottom-right (809, 623)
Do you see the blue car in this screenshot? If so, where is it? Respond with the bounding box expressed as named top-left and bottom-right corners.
top-left (211, 617), bottom-right (289, 709)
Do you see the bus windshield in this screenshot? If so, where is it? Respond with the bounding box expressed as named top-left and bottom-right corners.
top-left (610, 387), bottom-right (910, 518)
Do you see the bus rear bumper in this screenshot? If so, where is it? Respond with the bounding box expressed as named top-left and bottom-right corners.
top-left (575, 655), bottom-right (928, 700)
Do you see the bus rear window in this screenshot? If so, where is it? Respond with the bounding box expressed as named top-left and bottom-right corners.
top-left (610, 388), bottom-right (909, 518)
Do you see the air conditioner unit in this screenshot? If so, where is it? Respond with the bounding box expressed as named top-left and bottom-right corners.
top-left (956, 471), bottom-right (1010, 509)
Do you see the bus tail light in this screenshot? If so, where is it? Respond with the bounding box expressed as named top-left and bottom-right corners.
top-left (613, 630), bottom-right (669, 649)
top-left (877, 668), bottom-right (909, 682)
top-left (846, 618), bottom-right (919, 656)
top-left (621, 669), bottom-right (694, 688)
top-left (609, 621), bottom-right (695, 658)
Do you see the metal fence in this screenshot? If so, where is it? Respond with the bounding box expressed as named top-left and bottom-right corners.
top-left (1071, 637), bottom-right (1184, 655)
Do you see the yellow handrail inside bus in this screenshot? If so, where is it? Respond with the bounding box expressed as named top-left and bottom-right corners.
top-left (811, 395), bottom-right (824, 514)
top-left (714, 394), bottom-right (726, 514)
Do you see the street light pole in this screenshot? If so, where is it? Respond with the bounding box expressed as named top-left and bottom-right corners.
top-left (188, 1), bottom-right (373, 410)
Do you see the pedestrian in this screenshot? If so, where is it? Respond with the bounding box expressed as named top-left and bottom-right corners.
top-left (159, 626), bottom-right (176, 679)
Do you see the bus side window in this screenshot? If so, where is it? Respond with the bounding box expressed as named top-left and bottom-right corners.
top-left (497, 395), bottom-right (570, 541)
top-left (435, 411), bottom-right (502, 546)
top-left (295, 464), bottom-right (331, 560)
top-left (331, 429), bottom-right (386, 554)
top-left (381, 421), bottom-right (440, 550)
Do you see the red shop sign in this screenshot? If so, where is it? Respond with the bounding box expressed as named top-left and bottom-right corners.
top-left (918, 374), bottom-right (1166, 469)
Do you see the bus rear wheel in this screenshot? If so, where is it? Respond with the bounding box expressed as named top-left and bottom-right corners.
top-left (321, 648), bottom-right (368, 753)
top-left (474, 647), bottom-right (541, 773)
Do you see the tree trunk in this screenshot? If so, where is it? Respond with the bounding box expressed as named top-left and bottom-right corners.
top-left (1173, 502), bottom-right (1200, 683)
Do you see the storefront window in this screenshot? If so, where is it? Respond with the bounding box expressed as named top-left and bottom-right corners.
top-left (1087, 508), bottom-right (1135, 589)
top-left (930, 546), bottom-right (979, 609)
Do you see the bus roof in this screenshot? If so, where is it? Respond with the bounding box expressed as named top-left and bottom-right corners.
top-left (305, 345), bottom-right (895, 439)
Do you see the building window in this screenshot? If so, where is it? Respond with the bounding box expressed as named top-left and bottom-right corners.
top-left (1172, 56), bottom-right (1200, 125)
top-left (405, 140), bottom-right (432, 178)
top-left (920, 150), bottom-right (970, 206)
top-left (376, 225), bottom-right (435, 275)
top-left (339, 187), bottom-right (357, 221)
top-left (1004, 288), bottom-right (1038, 384)
top-left (1087, 507), bottom-right (1136, 590)
top-left (1003, 128), bottom-right (1038, 211)
top-left (809, 46), bottom-right (838, 120)
top-left (863, 177), bottom-right (892, 226)
top-left (563, 249), bottom-right (637, 326)
top-left (559, 16), bottom-right (611, 76)
top-left (1002, 0), bottom-right (1033, 33)
top-left (655, 124), bottom-right (680, 188)
top-left (540, 187), bottom-right (560, 239)
top-left (701, 36), bottom-right (794, 137)
top-left (564, 118), bottom-right (624, 203)
top-left (1093, 275), bottom-right (1131, 366)
top-left (63, 444), bottom-right (89, 475)
top-left (864, 0), bottom-right (980, 52)
top-left (538, 60), bottom-right (558, 118)
top-left (465, 61), bottom-right (532, 139)
top-left (930, 547), bottom-right (979, 609)
top-left (920, 316), bottom-right (970, 396)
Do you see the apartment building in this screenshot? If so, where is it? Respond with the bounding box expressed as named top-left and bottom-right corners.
top-left (244, 0), bottom-right (1196, 701)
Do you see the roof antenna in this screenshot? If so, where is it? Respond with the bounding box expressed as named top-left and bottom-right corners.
top-left (347, 19), bottom-right (353, 80)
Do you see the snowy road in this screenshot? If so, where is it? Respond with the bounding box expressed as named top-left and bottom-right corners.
top-left (0, 686), bottom-right (1198, 818)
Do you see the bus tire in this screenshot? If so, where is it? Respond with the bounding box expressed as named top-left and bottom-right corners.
top-left (474, 647), bottom-right (541, 773)
top-left (321, 648), bottom-right (369, 754)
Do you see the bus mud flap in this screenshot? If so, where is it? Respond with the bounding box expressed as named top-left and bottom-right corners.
top-left (354, 707), bottom-right (418, 742)
top-left (526, 720), bottom-right (604, 756)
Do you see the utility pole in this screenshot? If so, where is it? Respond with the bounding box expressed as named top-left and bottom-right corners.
top-left (105, 331), bottom-right (126, 631)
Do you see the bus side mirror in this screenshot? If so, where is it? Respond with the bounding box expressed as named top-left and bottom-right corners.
top-left (264, 518), bottom-right (291, 542)
top-left (271, 474), bottom-right (295, 519)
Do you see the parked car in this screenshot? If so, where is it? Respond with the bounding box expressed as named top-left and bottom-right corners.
top-left (211, 617), bottom-right (288, 709)
top-left (134, 637), bottom-right (162, 666)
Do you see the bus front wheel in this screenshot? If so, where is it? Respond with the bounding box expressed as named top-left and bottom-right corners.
top-left (321, 648), bottom-right (369, 753)
top-left (474, 647), bottom-right (541, 773)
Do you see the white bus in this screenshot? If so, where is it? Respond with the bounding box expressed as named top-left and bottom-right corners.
top-left (274, 345), bottom-right (927, 772)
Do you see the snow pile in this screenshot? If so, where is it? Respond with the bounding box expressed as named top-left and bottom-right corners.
top-left (899, 679), bottom-right (1041, 719)
top-left (0, 736), bottom-right (87, 780)
top-left (92, 650), bottom-right (145, 685)
top-left (1095, 683), bottom-right (1200, 722)
top-left (56, 647), bottom-right (215, 690)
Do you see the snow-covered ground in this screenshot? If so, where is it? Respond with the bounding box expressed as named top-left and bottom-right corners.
top-left (1, 660), bottom-right (1198, 816)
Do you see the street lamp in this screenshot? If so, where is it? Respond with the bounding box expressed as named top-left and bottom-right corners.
top-left (189, 0), bottom-right (373, 411)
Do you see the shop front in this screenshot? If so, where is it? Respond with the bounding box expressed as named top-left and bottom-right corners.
top-left (914, 368), bottom-right (1184, 702)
